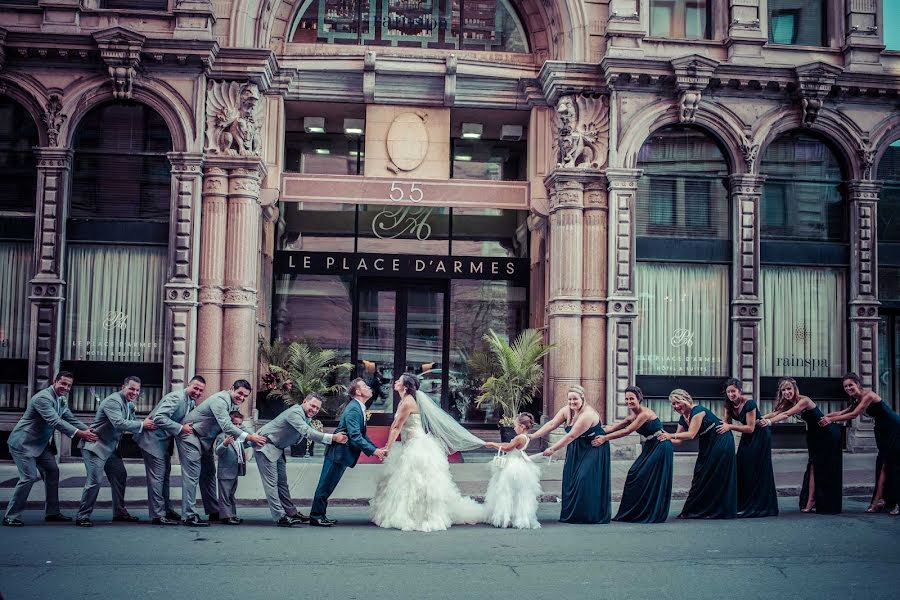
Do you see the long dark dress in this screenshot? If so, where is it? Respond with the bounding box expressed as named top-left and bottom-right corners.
top-left (560, 422), bottom-right (611, 524)
top-left (865, 400), bottom-right (900, 510)
top-left (798, 405), bottom-right (843, 514)
top-left (733, 400), bottom-right (779, 518)
top-left (613, 417), bottom-right (673, 523)
top-left (679, 405), bottom-right (737, 519)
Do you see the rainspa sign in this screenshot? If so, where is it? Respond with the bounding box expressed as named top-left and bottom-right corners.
top-left (275, 251), bottom-right (528, 281)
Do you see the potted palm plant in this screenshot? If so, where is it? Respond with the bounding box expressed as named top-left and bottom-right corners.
top-left (261, 339), bottom-right (352, 456)
top-left (474, 329), bottom-right (552, 442)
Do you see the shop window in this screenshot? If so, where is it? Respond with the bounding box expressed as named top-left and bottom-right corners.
top-left (451, 139), bottom-right (526, 181)
top-left (0, 97), bottom-right (38, 410)
top-left (280, 202), bottom-right (356, 252)
top-left (290, 0), bottom-right (529, 53)
top-left (450, 208), bottom-right (526, 257)
top-left (649, 0), bottom-right (710, 40)
top-left (768, 0), bottom-right (825, 46)
top-left (284, 132), bottom-right (364, 175)
top-left (760, 132), bottom-right (844, 241)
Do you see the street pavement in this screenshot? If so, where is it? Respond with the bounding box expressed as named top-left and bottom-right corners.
top-left (0, 498), bottom-right (897, 600)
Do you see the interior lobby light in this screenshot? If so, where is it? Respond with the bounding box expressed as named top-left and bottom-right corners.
top-left (314, 148), bottom-right (331, 155)
top-left (454, 154), bottom-right (473, 161)
top-left (304, 116), bottom-right (326, 133)
top-left (461, 123), bottom-right (483, 139)
top-left (344, 118), bottom-right (365, 135)
top-left (500, 124), bottom-right (523, 141)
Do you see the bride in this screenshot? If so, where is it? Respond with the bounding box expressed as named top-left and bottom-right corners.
top-left (370, 374), bottom-right (485, 532)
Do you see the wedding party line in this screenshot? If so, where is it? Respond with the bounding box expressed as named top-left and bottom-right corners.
top-left (3, 369), bottom-right (899, 530)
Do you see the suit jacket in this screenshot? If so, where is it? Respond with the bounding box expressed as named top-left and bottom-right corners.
top-left (325, 398), bottom-right (377, 468)
top-left (8, 387), bottom-right (89, 457)
top-left (181, 390), bottom-right (246, 451)
top-left (214, 426), bottom-right (253, 479)
top-left (257, 405), bottom-right (333, 462)
top-left (134, 389), bottom-right (195, 459)
top-left (79, 392), bottom-right (145, 461)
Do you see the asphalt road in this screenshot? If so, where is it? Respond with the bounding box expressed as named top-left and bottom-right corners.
top-left (1, 497), bottom-right (897, 600)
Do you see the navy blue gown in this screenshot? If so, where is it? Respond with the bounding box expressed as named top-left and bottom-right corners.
top-left (799, 405), bottom-right (842, 514)
top-left (613, 417), bottom-right (673, 523)
top-left (560, 422), bottom-right (611, 524)
top-left (679, 405), bottom-right (737, 519)
top-left (865, 400), bottom-right (900, 511)
top-left (734, 400), bottom-right (779, 518)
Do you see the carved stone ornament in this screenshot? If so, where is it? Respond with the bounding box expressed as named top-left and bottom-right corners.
top-left (795, 62), bottom-right (843, 128)
top-left (671, 55), bottom-right (719, 125)
top-left (739, 137), bottom-right (760, 173)
top-left (93, 27), bottom-right (146, 101)
top-left (554, 94), bottom-right (609, 169)
top-left (859, 139), bottom-right (877, 180)
top-left (41, 93), bottom-right (67, 147)
top-left (205, 81), bottom-right (263, 156)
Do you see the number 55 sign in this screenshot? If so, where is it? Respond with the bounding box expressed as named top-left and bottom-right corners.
top-left (389, 181), bottom-right (424, 203)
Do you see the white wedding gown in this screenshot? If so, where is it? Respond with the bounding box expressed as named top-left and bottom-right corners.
top-left (482, 439), bottom-right (542, 529)
top-left (370, 414), bottom-right (484, 532)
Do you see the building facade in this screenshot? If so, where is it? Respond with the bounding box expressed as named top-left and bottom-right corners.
top-left (1, 0), bottom-right (899, 457)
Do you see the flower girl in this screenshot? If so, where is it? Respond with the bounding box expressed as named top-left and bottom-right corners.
top-left (482, 412), bottom-right (542, 529)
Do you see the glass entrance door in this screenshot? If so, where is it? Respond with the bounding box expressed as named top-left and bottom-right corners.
top-left (355, 280), bottom-right (447, 424)
top-left (878, 313), bottom-right (900, 412)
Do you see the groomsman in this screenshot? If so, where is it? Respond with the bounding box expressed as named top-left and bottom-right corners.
top-left (255, 393), bottom-right (348, 527)
top-left (134, 375), bottom-right (206, 525)
top-left (76, 376), bottom-right (157, 527)
top-left (3, 372), bottom-right (98, 527)
top-left (177, 379), bottom-right (267, 527)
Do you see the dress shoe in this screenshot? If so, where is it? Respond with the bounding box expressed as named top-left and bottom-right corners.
top-left (165, 510), bottom-right (181, 521)
top-left (75, 518), bottom-right (93, 528)
top-left (2, 518), bottom-right (24, 527)
top-left (276, 516), bottom-right (294, 527)
top-left (112, 513), bottom-right (140, 523)
top-left (44, 513), bottom-right (73, 523)
top-left (308, 516), bottom-right (334, 527)
top-left (151, 517), bottom-right (180, 526)
top-left (321, 517), bottom-right (338, 525)
top-left (207, 512), bottom-right (220, 522)
top-left (181, 515), bottom-right (210, 527)
top-left (288, 513), bottom-right (310, 525)
top-left (220, 516), bottom-right (243, 525)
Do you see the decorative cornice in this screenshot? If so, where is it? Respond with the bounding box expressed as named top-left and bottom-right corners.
top-left (206, 48), bottom-right (278, 92)
top-left (794, 61), bottom-right (843, 127)
top-left (93, 27), bottom-right (146, 100)
top-left (538, 61), bottom-right (605, 106)
top-left (671, 54), bottom-right (719, 124)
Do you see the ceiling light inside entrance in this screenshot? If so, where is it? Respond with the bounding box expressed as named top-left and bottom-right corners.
top-left (344, 118), bottom-right (365, 135)
top-left (304, 117), bottom-right (326, 133)
top-left (461, 123), bottom-right (483, 139)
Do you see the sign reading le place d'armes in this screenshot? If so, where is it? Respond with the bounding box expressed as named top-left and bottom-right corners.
top-left (275, 251), bottom-right (528, 281)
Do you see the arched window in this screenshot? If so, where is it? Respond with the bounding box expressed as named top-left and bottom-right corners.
top-left (634, 126), bottom-right (731, 419)
top-left (758, 131), bottom-right (847, 412)
top-left (877, 139), bottom-right (900, 411)
top-left (63, 102), bottom-right (172, 414)
top-left (289, 0), bottom-right (529, 53)
top-left (0, 97), bottom-right (38, 409)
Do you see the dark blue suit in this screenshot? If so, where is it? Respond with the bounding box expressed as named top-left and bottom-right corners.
top-left (311, 398), bottom-right (377, 517)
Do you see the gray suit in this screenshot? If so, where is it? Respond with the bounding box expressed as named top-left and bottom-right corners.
top-left (5, 387), bottom-right (90, 520)
top-left (134, 389), bottom-right (195, 519)
top-left (76, 392), bottom-right (145, 520)
top-left (177, 390), bottom-right (248, 519)
top-left (254, 405), bottom-right (333, 521)
top-left (214, 428), bottom-right (252, 518)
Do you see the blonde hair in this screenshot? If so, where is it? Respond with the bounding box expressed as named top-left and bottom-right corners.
top-left (568, 385), bottom-right (586, 400)
top-left (668, 388), bottom-right (694, 409)
top-left (774, 378), bottom-right (800, 413)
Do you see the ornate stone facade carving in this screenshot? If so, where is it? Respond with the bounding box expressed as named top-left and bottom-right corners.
top-left (41, 93), bottom-right (67, 147)
top-left (671, 55), bottom-right (719, 124)
top-left (205, 81), bottom-right (263, 156)
top-left (93, 27), bottom-right (145, 100)
top-left (739, 137), bottom-right (760, 174)
top-left (553, 94), bottom-right (609, 169)
top-left (795, 62), bottom-right (843, 127)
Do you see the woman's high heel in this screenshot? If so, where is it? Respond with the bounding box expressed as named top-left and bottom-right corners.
top-left (865, 499), bottom-right (886, 513)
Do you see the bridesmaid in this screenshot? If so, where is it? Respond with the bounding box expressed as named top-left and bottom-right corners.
top-left (593, 385), bottom-right (673, 523)
top-left (530, 385), bottom-right (611, 524)
top-left (656, 389), bottom-right (736, 519)
top-left (717, 378), bottom-right (778, 518)
top-left (759, 378), bottom-right (842, 514)
top-left (819, 373), bottom-right (900, 515)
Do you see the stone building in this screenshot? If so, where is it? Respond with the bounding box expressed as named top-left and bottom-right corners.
top-left (0, 0), bottom-right (898, 457)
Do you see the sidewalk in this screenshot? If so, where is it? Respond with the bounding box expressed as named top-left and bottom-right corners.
top-left (0, 451), bottom-right (878, 510)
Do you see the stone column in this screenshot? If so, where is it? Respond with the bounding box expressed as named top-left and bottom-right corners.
top-left (164, 153), bottom-right (204, 391)
top-left (544, 170), bottom-right (585, 414)
top-left (847, 180), bottom-right (880, 452)
top-left (221, 161), bottom-right (265, 418)
top-left (729, 175), bottom-right (764, 398)
top-left (581, 178), bottom-right (609, 412)
top-left (27, 148), bottom-right (72, 391)
top-left (605, 168), bottom-right (642, 422)
top-left (195, 165), bottom-right (228, 395)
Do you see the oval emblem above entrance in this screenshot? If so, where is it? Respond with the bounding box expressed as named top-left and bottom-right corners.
top-left (386, 112), bottom-right (429, 171)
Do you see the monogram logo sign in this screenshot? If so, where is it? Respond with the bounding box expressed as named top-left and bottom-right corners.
top-left (670, 328), bottom-right (694, 347)
top-left (372, 206), bottom-right (434, 240)
top-left (102, 311), bottom-right (129, 331)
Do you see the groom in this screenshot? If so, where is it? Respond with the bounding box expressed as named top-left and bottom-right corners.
top-left (310, 378), bottom-right (386, 526)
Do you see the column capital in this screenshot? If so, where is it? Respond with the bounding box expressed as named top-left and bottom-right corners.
top-left (34, 147), bottom-right (73, 169)
top-left (164, 281), bottom-right (199, 306)
top-left (544, 167), bottom-right (607, 190)
top-left (849, 301), bottom-right (880, 322)
top-left (728, 173), bottom-right (765, 194)
top-left (203, 154), bottom-right (266, 178)
top-left (29, 279), bottom-right (65, 302)
top-left (605, 168), bottom-right (643, 190)
top-left (846, 179), bottom-right (882, 200)
top-left (168, 152), bottom-right (205, 174)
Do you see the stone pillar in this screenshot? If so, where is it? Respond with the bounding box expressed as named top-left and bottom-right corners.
top-left (843, 0), bottom-right (883, 70)
top-left (27, 148), bottom-right (72, 391)
top-left (581, 178), bottom-right (609, 412)
top-left (195, 166), bottom-right (228, 395)
top-left (725, 0), bottom-right (766, 63)
top-left (527, 213), bottom-right (548, 332)
top-left (605, 168), bottom-right (642, 422)
top-left (164, 153), bottom-right (204, 391)
top-left (729, 175), bottom-right (764, 398)
top-left (847, 180), bottom-right (880, 452)
top-left (221, 161), bottom-right (265, 418)
top-left (544, 171), bottom-right (585, 414)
